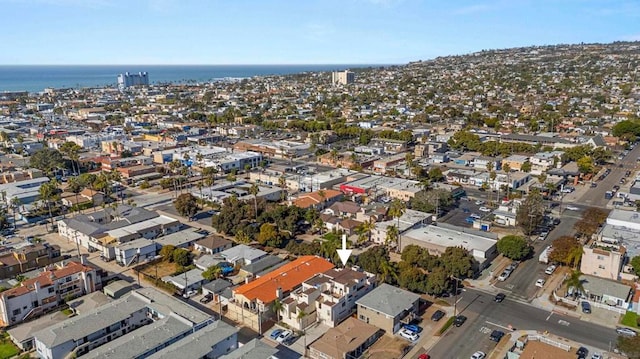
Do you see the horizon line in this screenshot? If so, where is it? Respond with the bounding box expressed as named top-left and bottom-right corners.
top-left (0, 63), bottom-right (398, 66)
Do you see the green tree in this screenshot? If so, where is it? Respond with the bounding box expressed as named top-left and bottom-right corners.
top-left (378, 258), bottom-right (398, 284)
top-left (257, 223), bottom-right (281, 247)
top-left (172, 248), bottom-right (191, 267)
top-left (426, 267), bottom-right (449, 295)
top-left (577, 156), bottom-right (594, 174)
top-left (564, 270), bottom-right (585, 295)
top-left (202, 265), bottom-right (223, 281)
top-left (549, 236), bottom-right (582, 266)
top-left (356, 246), bottom-right (390, 274)
top-left (631, 256), bottom-right (640, 276)
top-left (174, 193), bottom-right (198, 219)
top-left (496, 235), bottom-right (531, 260)
top-left (516, 188), bottom-right (545, 235)
top-left (440, 246), bottom-right (476, 279)
top-left (398, 263), bottom-right (427, 293)
top-left (160, 245), bottom-right (176, 261)
top-left (385, 225), bottom-right (399, 247)
top-left (30, 148), bottom-right (64, 175)
top-left (388, 199), bottom-right (406, 250)
top-left (59, 141), bottom-right (82, 176)
top-left (272, 298), bottom-right (283, 323)
top-left (38, 180), bottom-right (59, 232)
top-left (428, 167), bottom-right (444, 182)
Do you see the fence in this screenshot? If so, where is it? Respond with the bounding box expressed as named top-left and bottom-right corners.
top-left (527, 334), bottom-right (571, 351)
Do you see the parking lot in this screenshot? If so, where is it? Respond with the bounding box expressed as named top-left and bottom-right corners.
top-left (440, 198), bottom-right (492, 228)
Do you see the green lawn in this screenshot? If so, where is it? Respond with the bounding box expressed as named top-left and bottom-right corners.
top-left (61, 308), bottom-right (73, 316)
top-left (621, 311), bottom-right (640, 328)
top-left (0, 342), bottom-right (19, 359)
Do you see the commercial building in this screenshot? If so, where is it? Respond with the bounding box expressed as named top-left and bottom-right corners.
top-left (339, 175), bottom-right (422, 201)
top-left (356, 283), bottom-right (420, 334)
top-left (117, 71), bottom-right (149, 89)
top-left (371, 209), bottom-right (432, 245)
top-left (0, 261), bottom-right (100, 326)
top-left (401, 223), bottom-right (498, 267)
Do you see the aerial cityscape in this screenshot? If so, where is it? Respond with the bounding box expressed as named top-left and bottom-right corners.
top-left (0, 1), bottom-right (639, 359)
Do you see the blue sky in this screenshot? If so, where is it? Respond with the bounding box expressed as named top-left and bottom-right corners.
top-left (0, 0), bottom-right (638, 65)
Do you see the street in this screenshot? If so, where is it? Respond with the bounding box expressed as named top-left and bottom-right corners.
top-left (428, 289), bottom-right (619, 359)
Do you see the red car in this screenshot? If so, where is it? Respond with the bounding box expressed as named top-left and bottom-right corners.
top-left (418, 354), bottom-right (431, 359)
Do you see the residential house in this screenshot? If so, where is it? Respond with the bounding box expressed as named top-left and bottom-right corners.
top-left (325, 201), bottom-right (361, 219)
top-left (219, 245), bottom-right (267, 266)
top-left (579, 274), bottom-right (631, 310)
top-left (529, 151), bottom-right (563, 175)
top-left (162, 268), bottom-right (207, 294)
top-left (338, 219), bottom-right (362, 236)
top-left (292, 189), bottom-right (343, 211)
top-left (502, 155), bottom-right (530, 171)
top-left (0, 261), bottom-right (100, 326)
top-left (194, 236), bottom-right (233, 255)
top-left (356, 283), bottom-right (421, 334)
top-left (308, 317), bottom-right (382, 359)
top-left (371, 209), bottom-right (432, 245)
top-left (472, 156), bottom-right (501, 171)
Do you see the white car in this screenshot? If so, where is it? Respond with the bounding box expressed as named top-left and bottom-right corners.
top-left (182, 290), bottom-right (197, 298)
top-left (475, 200), bottom-right (485, 205)
top-left (398, 328), bottom-right (419, 341)
top-left (276, 330), bottom-right (293, 343)
top-left (544, 265), bottom-right (557, 275)
top-left (497, 270), bottom-right (511, 281)
top-left (470, 351), bottom-right (486, 359)
top-left (538, 232), bottom-right (548, 241)
top-left (470, 213), bottom-right (481, 219)
top-left (565, 205), bottom-right (580, 211)
top-left (479, 207), bottom-right (491, 212)
top-left (535, 278), bottom-right (546, 288)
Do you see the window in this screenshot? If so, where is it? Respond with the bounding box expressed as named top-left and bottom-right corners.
top-left (48, 287), bottom-right (55, 293)
top-left (597, 255), bottom-right (604, 260)
top-left (12, 309), bottom-right (20, 316)
top-left (598, 265), bottom-right (605, 269)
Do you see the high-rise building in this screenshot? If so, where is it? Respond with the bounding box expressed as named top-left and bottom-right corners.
top-left (331, 70), bottom-right (355, 85)
top-left (117, 71), bottom-right (149, 89)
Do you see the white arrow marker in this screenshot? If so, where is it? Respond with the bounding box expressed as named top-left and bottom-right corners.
top-left (336, 234), bottom-right (352, 266)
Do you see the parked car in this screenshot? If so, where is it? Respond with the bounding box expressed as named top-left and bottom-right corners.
top-left (538, 232), bottom-right (549, 241)
top-left (616, 327), bottom-right (637, 337)
top-left (565, 206), bottom-right (579, 211)
top-left (276, 330), bottom-right (293, 343)
top-left (506, 262), bottom-right (519, 271)
top-left (577, 347), bottom-right (589, 359)
top-left (497, 270), bottom-right (511, 281)
top-left (535, 278), bottom-right (546, 288)
top-left (454, 315), bottom-right (467, 327)
top-left (494, 293), bottom-right (506, 303)
top-left (182, 290), bottom-right (197, 299)
top-left (399, 328), bottom-right (419, 341)
top-left (270, 329), bottom-right (283, 340)
top-left (418, 354), bottom-right (431, 359)
top-left (403, 324), bottom-right (421, 333)
top-left (591, 353), bottom-right (603, 359)
top-left (544, 265), bottom-right (557, 275)
top-left (590, 182), bottom-right (597, 188)
top-left (470, 213), bottom-right (481, 219)
top-left (581, 301), bottom-right (591, 314)
top-left (475, 200), bottom-right (485, 205)
top-left (490, 330), bottom-right (505, 342)
top-left (470, 351), bottom-right (486, 359)
top-left (200, 293), bottom-right (213, 304)
top-left (479, 207), bottom-right (491, 212)
top-left (431, 310), bottom-right (445, 321)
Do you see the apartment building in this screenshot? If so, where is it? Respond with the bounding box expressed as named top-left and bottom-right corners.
top-left (33, 287), bottom-right (235, 359)
top-left (0, 261), bottom-right (99, 326)
top-left (0, 243), bottom-right (62, 279)
top-left (356, 283), bottom-right (420, 334)
top-left (580, 241), bottom-right (626, 280)
top-left (280, 267), bottom-right (377, 329)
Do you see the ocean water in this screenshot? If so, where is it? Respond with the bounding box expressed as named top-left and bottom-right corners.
top-left (0, 64), bottom-right (375, 93)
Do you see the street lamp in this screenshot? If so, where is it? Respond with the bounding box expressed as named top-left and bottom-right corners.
top-left (451, 275), bottom-right (463, 317)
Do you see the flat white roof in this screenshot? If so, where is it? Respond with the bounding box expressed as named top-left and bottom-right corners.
top-left (404, 224), bottom-right (497, 253)
top-left (106, 215), bottom-right (177, 239)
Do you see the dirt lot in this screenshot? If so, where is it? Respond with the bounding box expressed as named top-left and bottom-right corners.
top-left (138, 260), bottom-right (179, 279)
top-left (364, 335), bottom-right (411, 359)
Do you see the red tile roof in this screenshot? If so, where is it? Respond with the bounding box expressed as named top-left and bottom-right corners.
top-left (233, 256), bottom-right (334, 304)
top-left (1, 261), bottom-right (93, 298)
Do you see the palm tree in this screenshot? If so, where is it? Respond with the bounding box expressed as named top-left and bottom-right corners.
top-left (565, 270), bottom-right (584, 297)
top-left (567, 246), bottom-right (584, 269)
top-left (502, 163), bottom-right (511, 200)
top-left (385, 225), bottom-right (399, 247)
top-left (388, 199), bottom-right (406, 251)
top-left (330, 149), bottom-right (339, 164)
top-left (379, 259), bottom-right (398, 284)
top-left (360, 217), bottom-right (376, 244)
top-left (67, 177), bottom-right (84, 213)
top-left (203, 166), bottom-right (217, 187)
top-left (297, 309), bottom-right (309, 357)
top-left (249, 183), bottom-right (259, 220)
top-left (278, 176), bottom-right (287, 201)
top-left (38, 180), bottom-right (59, 232)
top-left (271, 298), bottom-right (283, 324)
top-left (9, 197), bottom-right (21, 229)
top-left (313, 217), bottom-right (325, 235)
